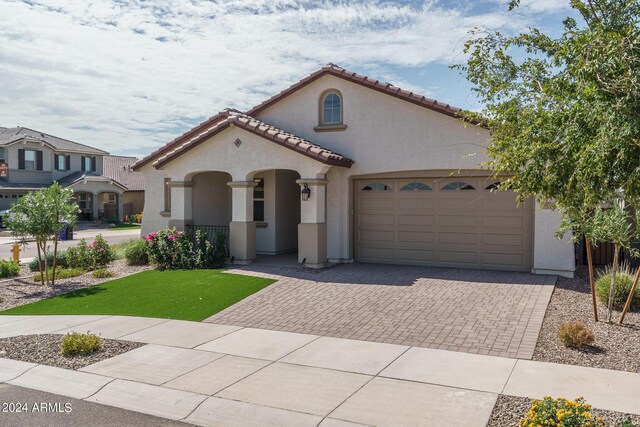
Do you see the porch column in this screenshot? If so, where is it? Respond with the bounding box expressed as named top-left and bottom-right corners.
top-left (228, 181), bottom-right (257, 264)
top-left (168, 181), bottom-right (193, 231)
top-left (117, 192), bottom-right (124, 221)
top-left (91, 193), bottom-right (99, 222)
top-left (297, 178), bottom-right (327, 268)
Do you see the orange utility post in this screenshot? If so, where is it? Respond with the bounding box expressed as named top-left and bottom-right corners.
top-left (10, 242), bottom-right (20, 262)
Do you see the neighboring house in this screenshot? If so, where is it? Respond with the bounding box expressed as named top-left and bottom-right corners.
top-left (134, 64), bottom-right (574, 277)
top-left (103, 155), bottom-right (145, 219)
top-left (0, 126), bottom-right (131, 221)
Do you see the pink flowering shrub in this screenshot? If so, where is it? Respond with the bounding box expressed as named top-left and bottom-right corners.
top-left (144, 228), bottom-right (195, 270)
top-left (66, 235), bottom-right (114, 270)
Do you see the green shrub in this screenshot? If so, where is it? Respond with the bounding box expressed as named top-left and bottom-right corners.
top-left (66, 235), bottom-right (114, 270)
top-left (92, 268), bottom-right (114, 279)
top-left (195, 229), bottom-right (226, 269)
top-left (559, 322), bottom-right (595, 349)
top-left (0, 259), bottom-right (20, 278)
top-left (520, 396), bottom-right (603, 427)
top-left (595, 263), bottom-right (640, 311)
top-left (124, 239), bottom-right (149, 265)
top-left (144, 228), bottom-right (195, 270)
top-left (60, 332), bottom-right (102, 357)
top-left (33, 267), bottom-right (85, 282)
top-left (28, 251), bottom-right (68, 272)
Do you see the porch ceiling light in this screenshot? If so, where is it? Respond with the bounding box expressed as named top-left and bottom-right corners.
top-left (301, 183), bottom-right (311, 201)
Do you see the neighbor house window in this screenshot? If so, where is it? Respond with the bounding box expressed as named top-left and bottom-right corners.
top-left (163, 178), bottom-right (171, 212)
top-left (106, 193), bottom-right (116, 204)
top-left (55, 154), bottom-right (70, 171)
top-left (82, 156), bottom-right (95, 172)
top-left (253, 179), bottom-right (264, 222)
top-left (24, 150), bottom-right (36, 170)
top-left (321, 91), bottom-right (342, 125)
top-left (78, 193), bottom-right (87, 209)
top-left (0, 148), bottom-right (5, 163)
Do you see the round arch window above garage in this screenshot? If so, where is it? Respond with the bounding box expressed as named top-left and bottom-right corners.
top-left (314, 89), bottom-right (348, 132)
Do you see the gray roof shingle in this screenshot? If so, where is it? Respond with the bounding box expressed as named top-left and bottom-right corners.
top-left (0, 127), bottom-right (107, 155)
top-left (103, 155), bottom-right (145, 191)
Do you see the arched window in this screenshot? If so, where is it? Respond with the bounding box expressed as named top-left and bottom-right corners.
top-left (321, 91), bottom-right (342, 125)
top-left (442, 181), bottom-right (475, 191)
top-left (400, 182), bottom-right (432, 191)
top-left (362, 182), bottom-right (392, 191)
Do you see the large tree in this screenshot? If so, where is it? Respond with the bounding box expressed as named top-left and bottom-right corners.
top-left (3, 183), bottom-right (78, 286)
top-left (454, 0), bottom-right (640, 321)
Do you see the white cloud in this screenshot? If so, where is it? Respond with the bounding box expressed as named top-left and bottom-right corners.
top-left (0, 0), bottom-right (568, 156)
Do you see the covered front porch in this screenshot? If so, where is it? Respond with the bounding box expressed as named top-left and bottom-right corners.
top-left (66, 176), bottom-right (127, 222)
top-left (170, 168), bottom-right (326, 267)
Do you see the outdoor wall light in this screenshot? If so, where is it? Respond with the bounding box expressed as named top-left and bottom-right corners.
top-left (301, 183), bottom-right (311, 201)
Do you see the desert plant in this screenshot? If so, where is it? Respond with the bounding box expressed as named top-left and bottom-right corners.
top-left (3, 183), bottom-right (78, 286)
top-left (596, 263), bottom-right (640, 311)
top-left (144, 228), bottom-right (195, 270)
top-left (28, 250), bottom-right (68, 272)
top-left (0, 259), bottom-right (20, 278)
top-left (124, 239), bottom-right (149, 265)
top-left (559, 322), bottom-right (595, 349)
top-left (132, 212), bottom-right (143, 224)
top-left (92, 268), bottom-right (114, 279)
top-left (620, 417), bottom-right (637, 427)
top-left (33, 267), bottom-right (85, 282)
top-left (520, 396), bottom-right (603, 427)
top-left (61, 332), bottom-right (102, 357)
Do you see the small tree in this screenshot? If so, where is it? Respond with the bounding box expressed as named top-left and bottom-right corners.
top-left (3, 183), bottom-right (78, 286)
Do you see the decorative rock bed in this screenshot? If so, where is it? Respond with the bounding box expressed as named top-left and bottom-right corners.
top-left (0, 334), bottom-right (144, 370)
top-left (533, 266), bottom-right (640, 373)
top-left (487, 395), bottom-right (640, 427)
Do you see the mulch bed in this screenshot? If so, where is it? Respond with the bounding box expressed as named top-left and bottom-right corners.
top-left (533, 266), bottom-right (640, 373)
top-left (0, 334), bottom-right (144, 370)
top-left (487, 395), bottom-right (640, 427)
top-left (0, 260), bottom-right (149, 312)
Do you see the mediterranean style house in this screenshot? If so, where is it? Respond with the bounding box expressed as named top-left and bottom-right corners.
top-left (0, 126), bottom-right (145, 221)
top-left (134, 64), bottom-right (574, 277)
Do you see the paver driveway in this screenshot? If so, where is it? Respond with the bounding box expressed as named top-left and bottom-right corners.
top-left (205, 263), bottom-right (556, 359)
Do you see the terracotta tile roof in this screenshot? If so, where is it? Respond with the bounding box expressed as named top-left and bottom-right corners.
top-left (151, 109), bottom-right (354, 169)
top-left (103, 155), bottom-right (145, 191)
top-left (134, 63), bottom-right (472, 171)
top-left (247, 63), bottom-right (469, 120)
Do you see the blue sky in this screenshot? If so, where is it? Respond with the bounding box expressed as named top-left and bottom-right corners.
top-left (0, 0), bottom-right (573, 158)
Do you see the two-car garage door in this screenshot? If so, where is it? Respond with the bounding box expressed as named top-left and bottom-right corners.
top-left (354, 177), bottom-right (533, 272)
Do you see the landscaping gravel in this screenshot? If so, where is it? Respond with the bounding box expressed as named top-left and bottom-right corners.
top-left (533, 266), bottom-right (640, 373)
top-left (0, 334), bottom-right (145, 370)
top-left (488, 395), bottom-right (640, 427)
top-left (0, 260), bottom-right (149, 311)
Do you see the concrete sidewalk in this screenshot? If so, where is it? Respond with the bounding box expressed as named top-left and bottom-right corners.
top-left (0, 315), bottom-right (638, 426)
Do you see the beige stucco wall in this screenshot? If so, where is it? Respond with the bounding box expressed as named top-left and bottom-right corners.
top-left (192, 172), bottom-right (231, 225)
top-left (139, 163), bottom-right (170, 234)
top-left (533, 203), bottom-right (575, 277)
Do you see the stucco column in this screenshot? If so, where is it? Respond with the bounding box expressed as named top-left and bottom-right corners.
top-left (117, 192), bottom-right (124, 221)
top-left (91, 193), bottom-right (99, 222)
top-left (168, 181), bottom-right (193, 231)
top-left (532, 199), bottom-right (576, 277)
top-left (297, 179), bottom-right (327, 268)
top-left (228, 181), bottom-right (258, 264)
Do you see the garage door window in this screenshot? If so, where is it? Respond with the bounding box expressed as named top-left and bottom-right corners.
top-left (400, 182), bottom-right (431, 191)
top-left (362, 182), bottom-right (392, 191)
top-left (442, 182), bottom-right (475, 190)
top-left (485, 182), bottom-right (500, 191)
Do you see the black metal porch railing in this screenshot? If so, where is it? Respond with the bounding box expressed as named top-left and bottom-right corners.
top-left (185, 224), bottom-right (230, 255)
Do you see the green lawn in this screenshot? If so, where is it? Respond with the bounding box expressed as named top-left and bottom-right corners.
top-left (110, 223), bottom-right (141, 230)
top-left (0, 270), bottom-right (274, 321)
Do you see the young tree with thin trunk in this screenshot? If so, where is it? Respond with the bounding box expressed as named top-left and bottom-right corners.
top-left (2, 183), bottom-right (78, 286)
top-left (454, 0), bottom-right (640, 321)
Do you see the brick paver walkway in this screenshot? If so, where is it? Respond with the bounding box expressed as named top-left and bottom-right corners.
top-left (206, 263), bottom-right (556, 359)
